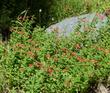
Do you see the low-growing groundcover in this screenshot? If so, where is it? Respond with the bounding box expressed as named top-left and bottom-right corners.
top-left (0, 24), bottom-right (110, 93)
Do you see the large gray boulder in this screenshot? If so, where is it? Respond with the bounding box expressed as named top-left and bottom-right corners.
top-left (46, 13), bottom-right (108, 37)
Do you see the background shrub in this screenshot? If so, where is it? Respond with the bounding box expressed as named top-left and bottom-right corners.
top-left (48, 0), bottom-right (110, 25)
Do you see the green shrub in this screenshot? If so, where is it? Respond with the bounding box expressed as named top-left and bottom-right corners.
top-left (0, 18), bottom-right (110, 92)
top-left (48, 0), bottom-right (110, 24)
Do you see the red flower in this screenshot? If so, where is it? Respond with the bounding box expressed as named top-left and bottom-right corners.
top-left (18, 16), bottom-right (23, 20)
top-left (76, 56), bottom-right (87, 62)
top-left (71, 52), bottom-right (77, 56)
top-left (81, 18), bottom-right (89, 22)
top-left (97, 47), bottom-right (110, 55)
top-left (27, 51), bottom-right (35, 58)
top-left (45, 54), bottom-right (51, 60)
top-left (34, 62), bottom-right (43, 69)
top-left (61, 48), bottom-right (68, 53)
top-left (29, 64), bottom-right (33, 68)
top-left (47, 67), bottom-right (54, 75)
top-left (34, 48), bottom-right (41, 51)
top-left (75, 44), bottom-right (81, 49)
top-left (96, 13), bottom-right (105, 20)
top-left (16, 43), bottom-right (25, 48)
top-left (97, 47), bottom-right (105, 51)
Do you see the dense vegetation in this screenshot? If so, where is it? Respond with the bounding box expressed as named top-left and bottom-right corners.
top-left (0, 0), bottom-right (110, 93)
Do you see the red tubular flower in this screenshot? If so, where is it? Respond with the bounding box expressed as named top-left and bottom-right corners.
top-left (29, 64), bottom-right (33, 68)
top-left (61, 48), bottom-right (68, 53)
top-left (45, 54), bottom-right (51, 60)
top-left (34, 62), bottom-right (43, 69)
top-left (27, 51), bottom-right (35, 58)
top-left (18, 16), bottom-right (23, 21)
top-left (97, 47), bottom-right (110, 55)
top-left (34, 48), bottom-right (41, 51)
top-left (71, 52), bottom-right (77, 56)
top-left (16, 43), bottom-right (25, 48)
top-left (96, 13), bottom-right (105, 20)
top-left (81, 18), bottom-right (89, 22)
top-left (97, 47), bottom-right (105, 51)
top-left (76, 56), bottom-right (87, 62)
top-left (75, 44), bottom-right (81, 49)
top-left (47, 67), bottom-right (54, 75)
